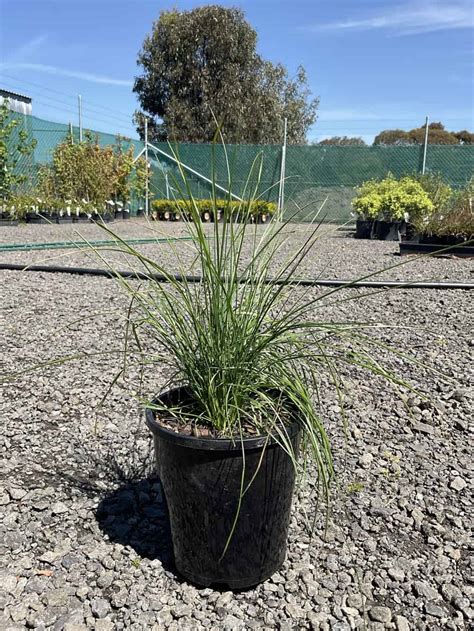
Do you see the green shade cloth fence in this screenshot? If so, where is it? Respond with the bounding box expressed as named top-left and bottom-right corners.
top-left (7, 113), bottom-right (474, 223)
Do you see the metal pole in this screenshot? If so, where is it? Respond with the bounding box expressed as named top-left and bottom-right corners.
top-left (165, 173), bottom-right (170, 200)
top-left (78, 95), bottom-right (83, 142)
top-left (277, 118), bottom-right (288, 220)
top-left (69, 122), bottom-right (74, 144)
top-left (422, 115), bottom-right (429, 174)
top-left (144, 118), bottom-right (149, 216)
top-left (147, 141), bottom-right (243, 201)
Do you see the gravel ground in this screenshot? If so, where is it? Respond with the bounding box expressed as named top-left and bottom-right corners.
top-left (0, 220), bottom-right (473, 282)
top-left (0, 224), bottom-right (472, 630)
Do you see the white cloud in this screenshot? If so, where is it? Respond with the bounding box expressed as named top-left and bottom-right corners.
top-left (306, 1), bottom-right (474, 36)
top-left (0, 62), bottom-right (133, 87)
top-left (8, 35), bottom-right (49, 62)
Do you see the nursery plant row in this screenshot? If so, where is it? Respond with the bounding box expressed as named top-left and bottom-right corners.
top-left (0, 197), bottom-right (278, 226)
top-left (352, 173), bottom-right (473, 255)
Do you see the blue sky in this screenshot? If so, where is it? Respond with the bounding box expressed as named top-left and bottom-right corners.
top-left (1, 0), bottom-right (473, 142)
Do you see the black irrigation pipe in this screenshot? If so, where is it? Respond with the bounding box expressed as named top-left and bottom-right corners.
top-left (0, 262), bottom-right (473, 290)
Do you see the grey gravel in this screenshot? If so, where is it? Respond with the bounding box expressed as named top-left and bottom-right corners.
top-left (0, 224), bottom-right (472, 629)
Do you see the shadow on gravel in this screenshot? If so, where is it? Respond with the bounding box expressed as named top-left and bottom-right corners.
top-left (96, 476), bottom-right (175, 572)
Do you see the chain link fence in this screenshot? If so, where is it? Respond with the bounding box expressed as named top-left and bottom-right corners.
top-left (7, 114), bottom-right (474, 222)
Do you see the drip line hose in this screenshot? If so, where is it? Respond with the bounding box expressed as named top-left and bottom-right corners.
top-left (0, 262), bottom-right (472, 290)
top-left (0, 236), bottom-right (197, 252)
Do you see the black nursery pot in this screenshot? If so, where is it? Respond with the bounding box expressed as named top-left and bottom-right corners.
top-left (145, 387), bottom-right (301, 589)
top-left (374, 220), bottom-right (406, 241)
top-left (355, 219), bottom-right (374, 239)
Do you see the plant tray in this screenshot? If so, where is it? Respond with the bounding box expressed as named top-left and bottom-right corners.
top-left (400, 242), bottom-right (474, 258)
top-left (0, 219), bottom-right (19, 226)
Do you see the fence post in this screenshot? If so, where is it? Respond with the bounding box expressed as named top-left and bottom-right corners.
top-left (422, 116), bottom-right (429, 174)
top-left (78, 95), bottom-right (83, 142)
top-left (277, 117), bottom-right (288, 220)
top-left (144, 118), bottom-right (149, 215)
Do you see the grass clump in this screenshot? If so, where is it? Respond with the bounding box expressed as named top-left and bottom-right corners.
top-left (92, 145), bottom-right (430, 510)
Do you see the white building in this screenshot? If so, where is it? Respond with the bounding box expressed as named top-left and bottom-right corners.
top-left (0, 89), bottom-right (32, 115)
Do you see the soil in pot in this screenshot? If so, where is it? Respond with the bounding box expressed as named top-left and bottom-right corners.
top-left (146, 387), bottom-right (301, 589)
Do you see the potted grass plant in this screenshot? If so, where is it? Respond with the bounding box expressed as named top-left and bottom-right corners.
top-left (92, 149), bottom-right (421, 590)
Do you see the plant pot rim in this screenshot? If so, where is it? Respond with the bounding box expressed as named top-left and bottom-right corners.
top-left (145, 386), bottom-right (301, 451)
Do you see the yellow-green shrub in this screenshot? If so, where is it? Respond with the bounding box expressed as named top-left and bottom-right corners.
top-left (353, 175), bottom-right (434, 222)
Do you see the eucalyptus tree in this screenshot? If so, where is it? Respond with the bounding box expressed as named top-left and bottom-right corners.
top-left (133, 6), bottom-right (318, 144)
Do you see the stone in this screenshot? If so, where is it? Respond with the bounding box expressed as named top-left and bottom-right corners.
top-left (425, 602), bottom-right (445, 617)
top-left (388, 568), bottom-right (405, 582)
top-left (369, 606), bottom-right (392, 623)
top-left (411, 421), bottom-right (435, 434)
top-left (440, 583), bottom-right (462, 603)
top-left (51, 501), bottom-right (69, 515)
top-left (395, 615), bottom-right (410, 631)
top-left (97, 573), bottom-right (114, 589)
top-left (414, 581), bottom-right (439, 601)
top-left (171, 604), bottom-right (192, 618)
top-left (8, 488), bottom-right (27, 500)
top-left (359, 453), bottom-right (373, 468)
top-left (46, 589), bottom-right (69, 608)
top-left (222, 615), bottom-right (244, 629)
top-left (91, 598), bottom-right (110, 619)
top-left (449, 477), bottom-right (466, 491)
top-left (94, 619), bottom-right (115, 631)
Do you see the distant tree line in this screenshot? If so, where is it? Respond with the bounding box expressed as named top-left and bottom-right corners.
top-left (317, 123), bottom-right (473, 146)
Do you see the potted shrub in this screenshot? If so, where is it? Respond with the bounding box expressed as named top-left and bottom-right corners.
top-left (114, 201), bottom-right (124, 220)
top-left (402, 180), bottom-right (474, 256)
top-left (96, 165), bottom-right (417, 589)
top-left (58, 200), bottom-right (74, 224)
top-left (353, 176), bottom-right (434, 240)
top-left (0, 200), bottom-right (19, 226)
top-left (352, 180), bottom-right (379, 238)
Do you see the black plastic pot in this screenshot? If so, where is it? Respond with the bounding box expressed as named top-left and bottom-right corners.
top-left (400, 241), bottom-right (474, 258)
top-left (355, 219), bottom-right (374, 239)
top-left (57, 215), bottom-right (74, 224)
top-left (114, 210), bottom-right (124, 220)
top-left (26, 213), bottom-right (50, 224)
top-left (419, 234), bottom-right (468, 246)
top-left (72, 215), bottom-right (90, 223)
top-left (373, 220), bottom-right (406, 241)
top-left (0, 218), bottom-right (18, 226)
top-left (146, 387), bottom-right (301, 589)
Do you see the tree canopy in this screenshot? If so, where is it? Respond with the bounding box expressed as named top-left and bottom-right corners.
top-left (133, 6), bottom-right (318, 144)
top-left (317, 136), bottom-right (366, 146)
top-left (374, 122), bottom-right (472, 145)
